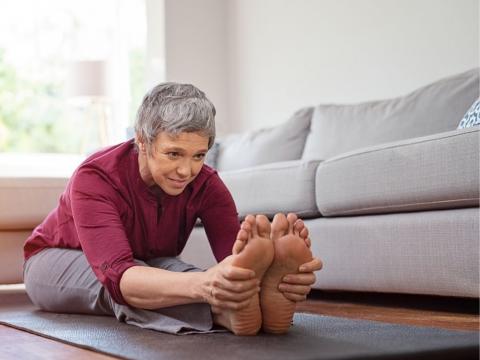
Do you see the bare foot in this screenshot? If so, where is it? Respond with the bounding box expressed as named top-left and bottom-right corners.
top-left (260, 213), bottom-right (313, 334)
top-left (212, 215), bottom-right (274, 335)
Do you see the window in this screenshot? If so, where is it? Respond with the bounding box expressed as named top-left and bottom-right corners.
top-left (0, 0), bottom-right (147, 155)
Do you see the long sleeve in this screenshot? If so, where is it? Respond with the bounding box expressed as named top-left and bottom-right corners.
top-left (70, 166), bottom-right (137, 305)
top-left (198, 174), bottom-right (240, 262)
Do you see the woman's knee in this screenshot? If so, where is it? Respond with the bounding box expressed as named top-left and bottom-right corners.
top-left (23, 248), bottom-right (106, 314)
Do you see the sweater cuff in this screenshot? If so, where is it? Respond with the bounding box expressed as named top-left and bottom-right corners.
top-left (101, 260), bottom-right (137, 305)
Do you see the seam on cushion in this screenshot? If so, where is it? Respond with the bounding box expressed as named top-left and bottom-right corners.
top-left (320, 130), bottom-right (479, 165)
top-left (221, 161), bottom-right (321, 176)
top-left (322, 197), bottom-right (480, 215)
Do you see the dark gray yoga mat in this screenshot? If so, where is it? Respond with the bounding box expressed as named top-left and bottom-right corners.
top-left (0, 291), bottom-right (478, 360)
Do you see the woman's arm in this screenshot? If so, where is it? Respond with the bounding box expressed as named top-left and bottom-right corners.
top-left (197, 173), bottom-right (240, 262)
top-left (119, 256), bottom-right (260, 310)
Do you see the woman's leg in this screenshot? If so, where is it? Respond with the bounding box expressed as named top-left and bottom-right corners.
top-left (24, 248), bottom-right (114, 315)
top-left (23, 248), bottom-right (217, 334)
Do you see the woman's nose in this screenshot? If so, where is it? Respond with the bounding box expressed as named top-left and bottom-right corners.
top-left (176, 160), bottom-right (192, 177)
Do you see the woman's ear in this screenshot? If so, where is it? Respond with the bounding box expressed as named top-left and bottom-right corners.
top-left (135, 136), bottom-right (147, 154)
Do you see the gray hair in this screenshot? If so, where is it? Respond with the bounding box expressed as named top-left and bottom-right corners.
top-left (134, 82), bottom-right (216, 152)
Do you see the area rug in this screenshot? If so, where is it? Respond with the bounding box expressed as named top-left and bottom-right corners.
top-left (0, 291), bottom-right (478, 360)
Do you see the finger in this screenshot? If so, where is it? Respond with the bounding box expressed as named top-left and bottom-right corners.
top-left (222, 266), bottom-right (256, 280)
top-left (299, 258), bottom-right (323, 272)
top-left (212, 297), bottom-right (255, 311)
top-left (278, 283), bottom-right (311, 296)
top-left (216, 277), bottom-right (260, 293)
top-left (213, 285), bottom-right (260, 302)
top-left (281, 273), bottom-right (316, 286)
top-left (282, 292), bottom-right (307, 302)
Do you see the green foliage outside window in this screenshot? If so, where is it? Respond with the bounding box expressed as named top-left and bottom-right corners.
top-left (0, 49), bottom-right (81, 153)
top-left (0, 47), bottom-right (145, 154)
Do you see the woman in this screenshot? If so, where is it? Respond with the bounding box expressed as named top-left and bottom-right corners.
top-left (23, 83), bottom-right (322, 335)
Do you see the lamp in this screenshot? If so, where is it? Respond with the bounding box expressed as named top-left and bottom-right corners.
top-left (66, 60), bottom-right (110, 153)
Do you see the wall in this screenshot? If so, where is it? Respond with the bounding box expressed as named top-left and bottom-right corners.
top-left (164, 0), bottom-right (229, 135)
top-left (164, 0), bottom-right (479, 134)
top-left (225, 0), bottom-right (479, 132)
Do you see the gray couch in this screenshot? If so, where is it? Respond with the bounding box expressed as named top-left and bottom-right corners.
top-left (180, 68), bottom-right (480, 298)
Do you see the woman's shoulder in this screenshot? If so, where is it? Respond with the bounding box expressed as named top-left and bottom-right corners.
top-left (194, 164), bottom-right (221, 187)
top-left (70, 140), bottom-right (135, 190)
top-left (186, 165), bottom-right (226, 198)
top-left (79, 140), bottom-right (134, 170)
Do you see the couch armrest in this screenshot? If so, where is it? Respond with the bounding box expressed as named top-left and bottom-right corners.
top-left (220, 159), bottom-right (321, 218)
top-left (0, 177), bottom-right (68, 229)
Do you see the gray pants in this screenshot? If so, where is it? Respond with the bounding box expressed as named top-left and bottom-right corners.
top-left (23, 248), bottom-right (219, 335)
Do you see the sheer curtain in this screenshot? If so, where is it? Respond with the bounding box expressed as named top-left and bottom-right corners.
top-left (0, 0), bottom-right (148, 156)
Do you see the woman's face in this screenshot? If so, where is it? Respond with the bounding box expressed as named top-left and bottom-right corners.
top-left (139, 131), bottom-right (209, 196)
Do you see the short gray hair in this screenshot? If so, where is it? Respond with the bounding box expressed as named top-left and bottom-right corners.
top-left (134, 82), bottom-right (216, 151)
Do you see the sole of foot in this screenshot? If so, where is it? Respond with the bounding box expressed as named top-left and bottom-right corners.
top-left (214, 214), bottom-right (274, 336)
top-left (260, 213), bottom-right (313, 334)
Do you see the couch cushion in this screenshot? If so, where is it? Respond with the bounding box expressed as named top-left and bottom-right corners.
top-left (216, 107), bottom-right (313, 171)
top-left (0, 177), bottom-right (68, 229)
top-left (219, 160), bottom-right (321, 218)
top-left (308, 208), bottom-right (479, 298)
top-left (204, 141), bottom-right (220, 169)
top-left (315, 127), bottom-right (480, 216)
top-left (303, 68), bottom-right (479, 161)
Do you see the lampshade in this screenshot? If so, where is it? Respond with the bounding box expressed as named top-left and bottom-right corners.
top-left (66, 60), bottom-right (107, 98)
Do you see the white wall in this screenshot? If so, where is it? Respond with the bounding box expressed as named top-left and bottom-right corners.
top-left (164, 0), bottom-right (229, 135)
top-left (163, 0), bottom-right (479, 134)
top-left (226, 0), bottom-right (479, 132)
top-left (146, 0), bottom-right (166, 89)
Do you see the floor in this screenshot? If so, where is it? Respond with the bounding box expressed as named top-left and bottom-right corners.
top-left (0, 285), bottom-right (478, 360)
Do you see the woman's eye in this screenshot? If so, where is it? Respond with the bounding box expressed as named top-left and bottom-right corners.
top-left (167, 152), bottom-right (180, 159)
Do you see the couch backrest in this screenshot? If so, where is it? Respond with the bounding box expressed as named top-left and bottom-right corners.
top-left (302, 68), bottom-right (479, 161)
top-left (215, 107), bottom-right (313, 171)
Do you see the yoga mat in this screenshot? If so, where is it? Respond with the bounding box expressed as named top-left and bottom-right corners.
top-left (0, 291), bottom-right (478, 360)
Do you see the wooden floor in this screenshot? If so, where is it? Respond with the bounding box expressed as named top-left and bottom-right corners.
top-left (297, 290), bottom-right (479, 331)
top-left (1, 286), bottom-right (478, 360)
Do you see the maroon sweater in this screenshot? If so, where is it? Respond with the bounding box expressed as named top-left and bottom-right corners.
top-left (24, 140), bottom-right (240, 305)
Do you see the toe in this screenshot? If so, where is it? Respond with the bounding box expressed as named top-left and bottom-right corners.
top-left (293, 219), bottom-right (305, 236)
top-left (255, 215), bottom-right (271, 238)
top-left (271, 213), bottom-right (289, 240)
top-left (300, 227), bottom-right (309, 239)
top-left (244, 215), bottom-right (257, 235)
top-left (286, 213), bottom-right (298, 234)
top-left (233, 229), bottom-right (249, 254)
top-left (237, 227), bottom-right (249, 242)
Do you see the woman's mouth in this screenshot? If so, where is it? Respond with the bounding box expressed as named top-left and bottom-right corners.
top-left (168, 178), bottom-right (188, 188)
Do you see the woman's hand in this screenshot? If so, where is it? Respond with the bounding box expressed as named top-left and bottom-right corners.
top-left (277, 257), bottom-right (323, 302)
top-left (203, 255), bottom-right (260, 310)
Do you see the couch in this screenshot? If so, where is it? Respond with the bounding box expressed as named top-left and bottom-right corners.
top-left (180, 68), bottom-right (480, 298)
top-left (1, 69), bottom-right (478, 299)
